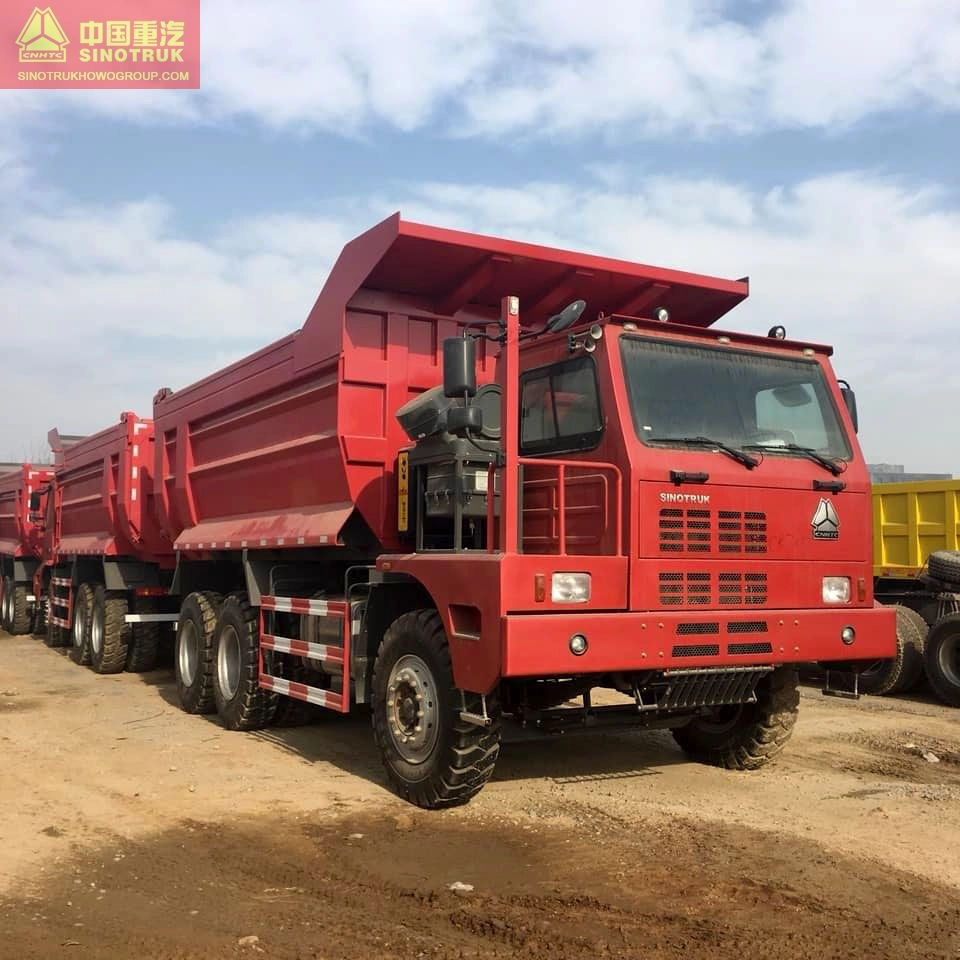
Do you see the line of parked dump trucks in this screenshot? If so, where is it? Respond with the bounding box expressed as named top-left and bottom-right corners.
top-left (2, 213), bottom-right (951, 809)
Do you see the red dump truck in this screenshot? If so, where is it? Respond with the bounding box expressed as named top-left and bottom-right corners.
top-left (27, 214), bottom-right (896, 808)
top-left (34, 417), bottom-right (177, 672)
top-left (0, 463), bottom-right (54, 634)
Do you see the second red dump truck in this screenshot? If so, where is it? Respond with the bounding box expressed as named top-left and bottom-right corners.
top-left (0, 463), bottom-right (53, 634)
top-left (26, 213), bottom-right (896, 808)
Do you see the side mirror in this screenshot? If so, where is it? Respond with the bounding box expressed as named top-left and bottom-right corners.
top-left (443, 336), bottom-right (477, 398)
top-left (29, 491), bottom-right (41, 511)
top-left (546, 299), bottom-right (587, 333)
top-left (838, 380), bottom-right (858, 433)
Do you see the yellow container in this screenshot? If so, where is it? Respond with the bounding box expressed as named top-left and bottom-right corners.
top-left (873, 479), bottom-right (960, 577)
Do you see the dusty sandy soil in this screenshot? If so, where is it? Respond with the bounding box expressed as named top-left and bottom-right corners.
top-left (2, 631), bottom-right (959, 959)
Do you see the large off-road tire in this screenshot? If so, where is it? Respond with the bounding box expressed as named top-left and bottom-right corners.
top-left (672, 665), bottom-right (800, 770)
top-left (0, 576), bottom-right (12, 632)
top-left (45, 580), bottom-right (68, 648)
top-left (928, 551), bottom-right (960, 587)
top-left (125, 598), bottom-right (161, 673)
top-left (857, 605), bottom-right (928, 696)
top-left (9, 584), bottom-right (31, 635)
top-left (89, 587), bottom-right (130, 674)
top-left (213, 594), bottom-right (276, 731)
top-left (70, 583), bottom-right (96, 666)
top-left (32, 592), bottom-right (47, 636)
top-left (175, 591), bottom-right (222, 715)
top-left (371, 609), bottom-right (502, 808)
top-left (923, 613), bottom-right (960, 707)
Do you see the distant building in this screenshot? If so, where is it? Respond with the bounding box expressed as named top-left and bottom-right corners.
top-left (868, 463), bottom-right (953, 484)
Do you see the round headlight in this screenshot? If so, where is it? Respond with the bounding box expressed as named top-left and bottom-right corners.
top-left (569, 634), bottom-right (588, 656)
top-left (841, 626), bottom-right (856, 645)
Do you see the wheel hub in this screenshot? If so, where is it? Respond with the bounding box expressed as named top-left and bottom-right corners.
top-left (939, 632), bottom-right (960, 687)
top-left (217, 624), bottom-right (242, 701)
top-left (179, 618), bottom-right (198, 686)
top-left (386, 655), bottom-right (439, 765)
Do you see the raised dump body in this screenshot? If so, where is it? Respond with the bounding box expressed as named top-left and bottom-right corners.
top-left (873, 478), bottom-right (960, 578)
top-left (45, 415), bottom-right (168, 562)
top-left (35, 415), bottom-right (175, 673)
top-left (153, 213), bottom-right (744, 554)
top-left (0, 462), bottom-right (54, 634)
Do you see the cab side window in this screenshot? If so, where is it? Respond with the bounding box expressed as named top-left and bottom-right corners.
top-left (520, 357), bottom-right (603, 456)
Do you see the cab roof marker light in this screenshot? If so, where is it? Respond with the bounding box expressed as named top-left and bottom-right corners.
top-left (768, 325), bottom-right (786, 339)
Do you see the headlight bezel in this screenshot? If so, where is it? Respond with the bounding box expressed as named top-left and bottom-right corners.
top-left (822, 576), bottom-right (851, 604)
top-left (551, 572), bottom-right (592, 604)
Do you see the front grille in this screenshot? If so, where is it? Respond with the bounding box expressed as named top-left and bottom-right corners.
top-left (658, 509), bottom-right (711, 553)
top-left (727, 642), bottom-right (773, 655)
top-left (718, 572), bottom-right (768, 605)
top-left (726, 620), bottom-right (769, 634)
top-left (659, 508), bottom-right (767, 555)
top-left (676, 621), bottom-right (720, 636)
top-left (658, 571), bottom-right (711, 606)
top-left (661, 572), bottom-right (768, 608)
top-left (672, 643), bottom-right (720, 657)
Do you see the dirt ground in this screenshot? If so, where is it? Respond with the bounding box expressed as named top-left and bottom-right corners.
top-left (2, 633), bottom-right (960, 960)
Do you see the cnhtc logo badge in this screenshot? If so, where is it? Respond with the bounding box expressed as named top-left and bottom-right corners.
top-left (16, 7), bottom-right (69, 63)
top-left (811, 498), bottom-right (839, 540)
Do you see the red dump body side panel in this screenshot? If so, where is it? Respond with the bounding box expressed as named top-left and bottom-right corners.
top-left (50, 414), bottom-right (170, 562)
top-left (154, 213), bottom-right (747, 553)
top-left (0, 464), bottom-right (54, 558)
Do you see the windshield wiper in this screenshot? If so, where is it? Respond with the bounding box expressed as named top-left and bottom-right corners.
top-left (648, 436), bottom-right (761, 470)
top-left (743, 442), bottom-right (845, 476)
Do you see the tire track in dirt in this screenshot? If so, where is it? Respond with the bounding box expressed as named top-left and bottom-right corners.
top-left (3, 810), bottom-right (960, 960)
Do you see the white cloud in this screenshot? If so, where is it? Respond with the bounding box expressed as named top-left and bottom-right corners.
top-left (1, 167), bottom-right (957, 472)
top-left (1, 0), bottom-right (957, 138)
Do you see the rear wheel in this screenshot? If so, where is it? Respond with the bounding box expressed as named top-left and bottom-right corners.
top-left (0, 576), bottom-right (12, 632)
top-left (70, 583), bottom-right (96, 666)
top-left (89, 587), bottom-right (130, 674)
top-left (371, 609), bottom-right (502, 808)
top-left (213, 594), bottom-right (276, 731)
top-left (125, 598), bottom-right (161, 673)
top-left (9, 585), bottom-right (31, 635)
top-left (923, 613), bottom-right (960, 707)
top-left (175, 591), bottom-right (222, 714)
top-left (672, 666), bottom-right (800, 770)
top-left (857, 605), bottom-right (927, 696)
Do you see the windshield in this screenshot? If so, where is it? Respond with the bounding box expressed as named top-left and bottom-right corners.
top-left (620, 336), bottom-right (852, 460)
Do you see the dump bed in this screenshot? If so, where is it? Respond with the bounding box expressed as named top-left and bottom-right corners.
top-left (47, 414), bottom-right (170, 562)
top-left (873, 478), bottom-right (960, 577)
top-left (153, 212), bottom-right (748, 553)
top-left (0, 463), bottom-right (54, 558)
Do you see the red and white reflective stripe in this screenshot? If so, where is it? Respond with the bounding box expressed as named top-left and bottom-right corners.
top-left (260, 596), bottom-right (346, 617)
top-left (261, 633), bottom-right (344, 665)
top-left (259, 675), bottom-right (343, 711)
top-left (51, 617), bottom-right (71, 628)
top-left (51, 577), bottom-right (71, 587)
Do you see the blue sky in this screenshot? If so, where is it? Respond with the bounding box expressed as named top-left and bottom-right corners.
top-left (1, 0), bottom-right (959, 471)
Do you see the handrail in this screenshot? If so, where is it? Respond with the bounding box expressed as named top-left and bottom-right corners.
top-left (517, 457), bottom-right (624, 557)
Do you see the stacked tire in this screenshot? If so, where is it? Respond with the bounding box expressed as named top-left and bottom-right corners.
top-left (923, 551), bottom-right (960, 707)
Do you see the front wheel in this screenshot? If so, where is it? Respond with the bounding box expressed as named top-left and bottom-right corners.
top-left (672, 665), bottom-right (800, 770)
top-left (371, 609), bottom-right (501, 809)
